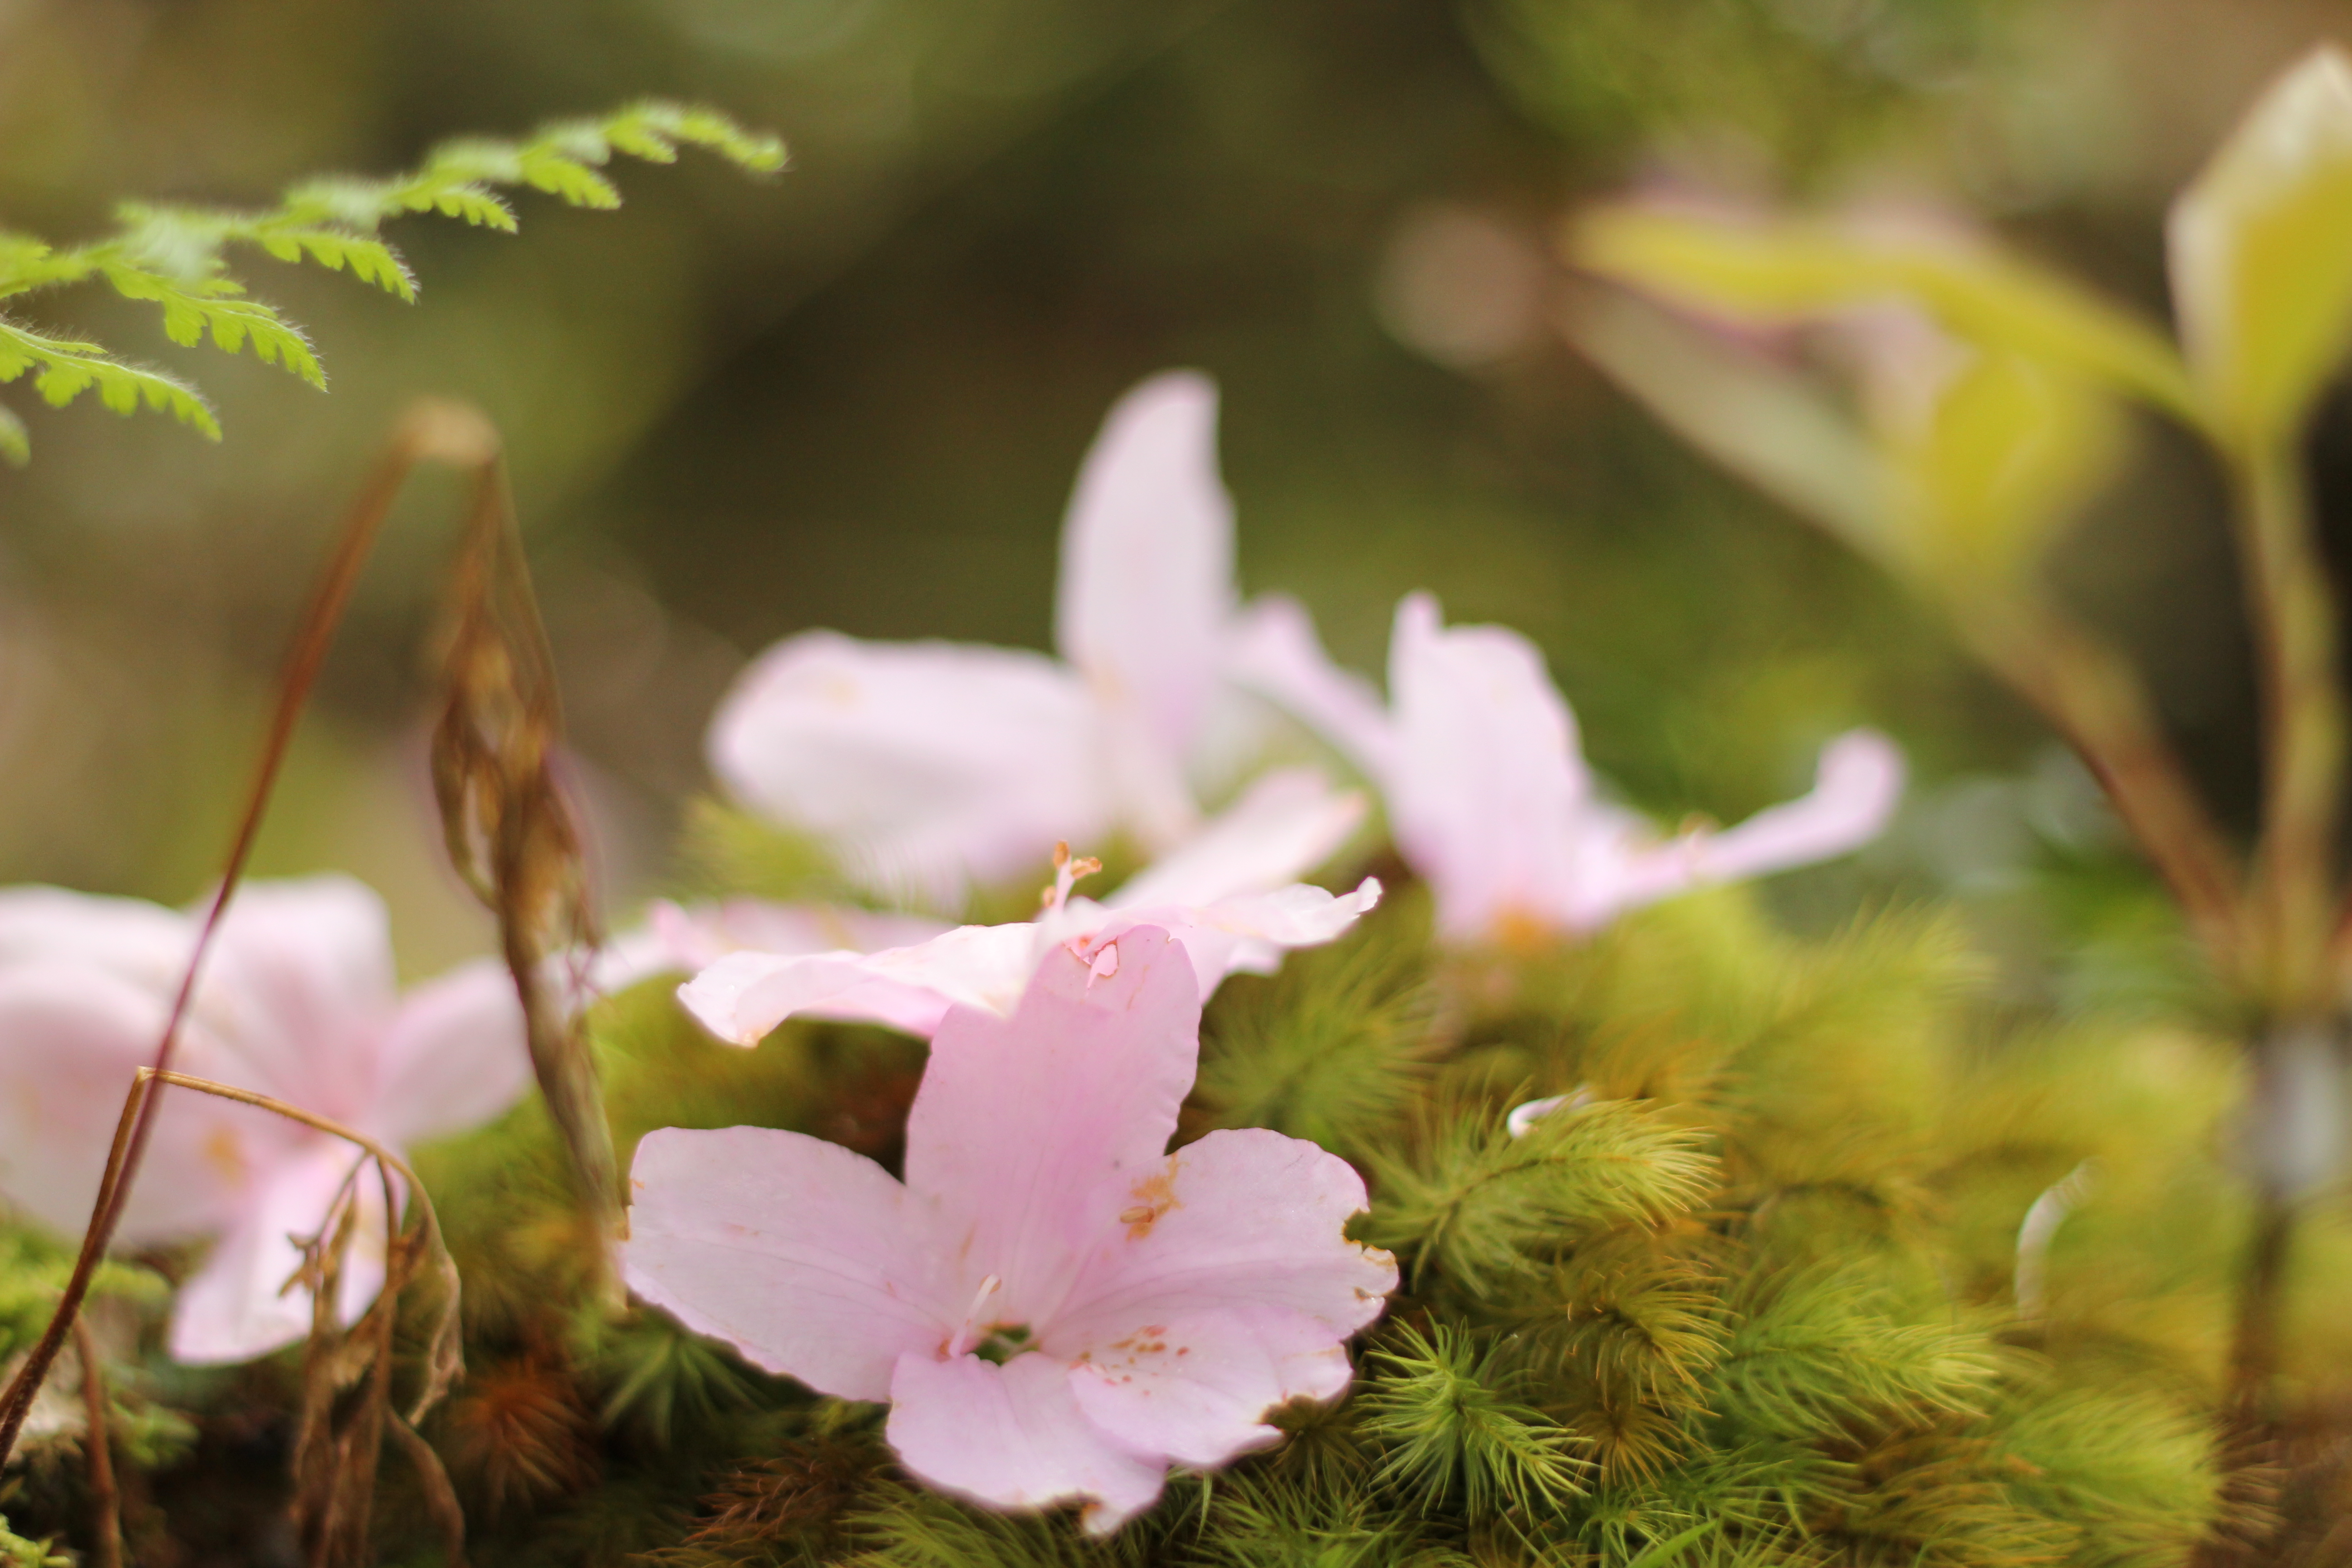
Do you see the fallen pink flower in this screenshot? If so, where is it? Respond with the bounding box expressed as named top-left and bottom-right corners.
top-left (669, 768), bottom-right (1378, 1043)
top-left (708, 372), bottom-right (1300, 910)
top-left (1234, 591), bottom-right (1905, 943)
top-left (624, 926), bottom-right (1396, 1532)
top-left (0, 875), bottom-right (529, 1364)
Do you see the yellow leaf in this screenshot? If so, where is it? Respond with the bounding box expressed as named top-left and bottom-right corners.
top-left (1573, 203), bottom-right (2195, 422)
top-left (2167, 44), bottom-right (2352, 451)
top-left (1892, 348), bottom-right (2126, 582)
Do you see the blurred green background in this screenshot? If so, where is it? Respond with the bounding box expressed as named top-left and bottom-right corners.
top-left (0, 0), bottom-right (2330, 984)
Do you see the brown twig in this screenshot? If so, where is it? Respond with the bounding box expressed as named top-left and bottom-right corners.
top-left (1956, 593), bottom-right (2246, 975)
top-left (2233, 444), bottom-right (2347, 1013)
top-left (72, 1317), bottom-right (121, 1568)
top-left (132, 1069), bottom-right (464, 1568)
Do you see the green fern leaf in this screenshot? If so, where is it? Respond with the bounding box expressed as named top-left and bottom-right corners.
top-left (0, 100), bottom-right (779, 458)
top-left (0, 406), bottom-right (26, 467)
top-left (0, 320), bottom-right (218, 437)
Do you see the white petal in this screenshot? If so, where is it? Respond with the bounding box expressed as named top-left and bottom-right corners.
top-left (1387, 594), bottom-right (1587, 941)
top-left (707, 631), bottom-right (1112, 910)
top-left (622, 1126), bottom-right (957, 1401)
top-left (1224, 596), bottom-right (1398, 784)
top-left (886, 1350), bottom-right (1166, 1535)
top-left (372, 959), bottom-right (532, 1148)
top-left (168, 1142), bottom-right (386, 1366)
top-left (1107, 768), bottom-right (1366, 910)
top-left (1054, 371), bottom-right (1235, 764)
top-left (675, 923), bottom-right (1038, 1045)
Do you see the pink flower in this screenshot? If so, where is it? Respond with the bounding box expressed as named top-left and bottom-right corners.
top-left (708, 372), bottom-right (1288, 910)
top-left (0, 876), bottom-right (529, 1364)
top-left (1235, 592), bottom-right (1905, 943)
top-left (667, 768), bottom-right (1381, 1044)
top-left (624, 926), bottom-right (1396, 1533)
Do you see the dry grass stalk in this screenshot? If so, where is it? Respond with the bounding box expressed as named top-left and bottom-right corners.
top-left (426, 416), bottom-right (622, 1286)
top-left (0, 401), bottom-right (550, 1470)
top-left (70, 1318), bottom-right (120, 1568)
top-left (132, 1069), bottom-right (469, 1568)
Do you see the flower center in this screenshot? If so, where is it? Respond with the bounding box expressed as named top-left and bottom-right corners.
top-left (1041, 841), bottom-right (1103, 916)
top-left (970, 1323), bottom-right (1037, 1365)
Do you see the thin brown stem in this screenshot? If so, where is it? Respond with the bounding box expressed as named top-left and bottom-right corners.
top-left (73, 1317), bottom-right (122, 1568)
top-left (1959, 594), bottom-right (2245, 974)
top-left (2234, 441), bottom-right (2347, 1012)
top-left (0, 404), bottom-right (501, 1467)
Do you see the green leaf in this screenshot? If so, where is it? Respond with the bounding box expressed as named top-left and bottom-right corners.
top-left (1564, 291), bottom-right (1898, 566)
top-left (0, 405), bottom-right (25, 467)
top-left (0, 319), bottom-right (219, 438)
top-left (0, 100), bottom-right (781, 456)
top-left (95, 265), bottom-right (324, 387)
top-left (1573, 203), bottom-right (2197, 423)
top-left (1624, 1521), bottom-right (1721, 1568)
top-left (1890, 347), bottom-right (2126, 582)
top-left (2168, 44), bottom-right (2352, 451)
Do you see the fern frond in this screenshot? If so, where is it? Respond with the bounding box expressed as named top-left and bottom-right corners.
top-left (1359, 1323), bottom-right (1591, 1517)
top-left (0, 319), bottom-right (218, 437)
top-left (0, 100), bottom-right (781, 457)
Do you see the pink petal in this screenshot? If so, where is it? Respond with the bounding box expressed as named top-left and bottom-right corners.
top-left (1097, 878), bottom-right (1384, 996)
top-left (676, 922), bottom-right (1037, 1044)
top-left (901, 929), bottom-right (1200, 1329)
top-left (594, 902), bottom-right (954, 994)
top-left (372, 959), bottom-right (532, 1148)
top-left (0, 886), bottom-right (195, 985)
top-left (168, 1141), bottom-right (387, 1366)
top-left (622, 1125), bottom-right (957, 1401)
top-left (1066, 1304), bottom-right (1353, 1469)
top-left (886, 1349), bottom-right (1166, 1536)
top-left (1051, 1127), bottom-right (1396, 1352)
top-left (1107, 768), bottom-right (1366, 910)
top-left (706, 630), bottom-right (1111, 910)
top-left (1054, 371), bottom-right (1235, 765)
top-left (197, 876), bottom-right (401, 1122)
top-left (1686, 729), bottom-right (1906, 880)
top-left (1224, 595), bottom-right (1399, 785)
top-left (1387, 594), bottom-right (1587, 941)
top-left (0, 956), bottom-right (292, 1247)
top-left (1591, 729), bottom-right (1906, 924)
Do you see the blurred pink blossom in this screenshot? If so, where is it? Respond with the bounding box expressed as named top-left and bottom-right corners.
top-left (710, 371), bottom-right (1295, 911)
top-left (624, 926), bottom-right (1395, 1533)
top-left (1235, 592), bottom-right (1905, 943)
top-left (667, 767), bottom-right (1380, 1044)
top-left (0, 875), bottom-right (528, 1364)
